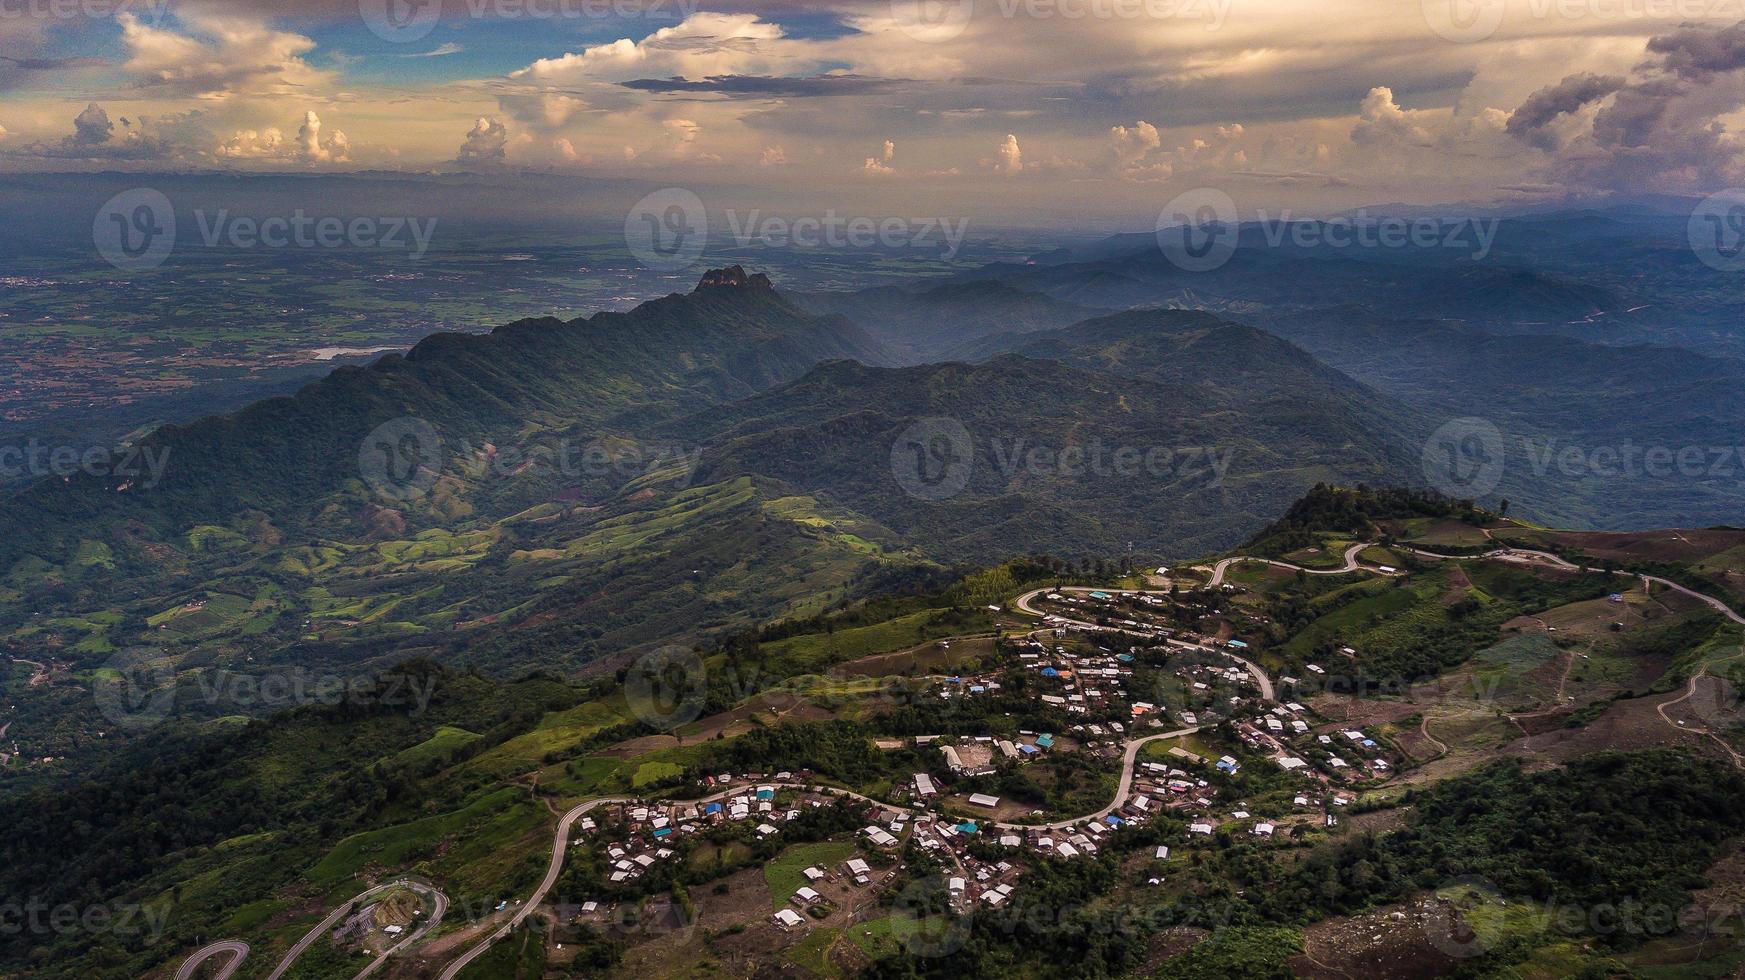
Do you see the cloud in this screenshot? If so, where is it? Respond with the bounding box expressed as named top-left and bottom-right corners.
top-left (996, 133), bottom-right (1022, 173)
top-left (1514, 20), bottom-right (1745, 192)
top-left (498, 92), bottom-right (589, 130)
top-left (217, 109), bottom-right (347, 164)
top-left (509, 13), bottom-right (798, 86)
top-left (403, 42), bottom-right (463, 58)
top-left (71, 103), bottom-right (113, 146)
top-left (457, 116), bottom-right (509, 166)
top-left (863, 139), bottom-right (895, 175)
top-left (1351, 87), bottom-right (1433, 147)
top-left (619, 73), bottom-right (904, 98)
top-left (6, 103), bottom-right (211, 161)
top-left (297, 110), bottom-right (347, 163)
top-left (760, 145), bottom-right (787, 166)
top-left (117, 11), bottom-right (328, 100)
top-left (664, 118), bottom-right (700, 144)
top-left (1507, 72), bottom-right (1624, 150)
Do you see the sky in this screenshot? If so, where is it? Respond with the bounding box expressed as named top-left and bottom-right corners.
top-left (6, 0), bottom-right (1745, 223)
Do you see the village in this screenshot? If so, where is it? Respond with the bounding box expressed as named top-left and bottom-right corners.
top-left (554, 576), bottom-right (1410, 938)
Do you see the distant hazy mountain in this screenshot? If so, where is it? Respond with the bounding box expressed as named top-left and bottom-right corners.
top-left (1257, 305), bottom-right (1745, 529)
top-left (675, 310), bottom-right (1416, 560)
top-left (791, 279), bottom-right (1096, 364)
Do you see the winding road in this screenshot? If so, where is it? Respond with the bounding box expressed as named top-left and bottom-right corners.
top-left (175, 879), bottom-right (445, 980)
top-left (1014, 586), bottom-right (1275, 699)
top-left (1206, 542), bottom-right (1378, 587)
top-left (173, 940), bottom-right (248, 980)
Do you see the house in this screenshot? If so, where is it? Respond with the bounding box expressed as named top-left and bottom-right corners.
top-left (802, 866), bottom-right (825, 882)
top-left (792, 886), bottom-right (822, 905)
top-left (774, 909), bottom-right (805, 928)
top-left (1253, 822), bottom-right (1275, 837)
top-left (1154, 845), bottom-right (1171, 860)
top-left (862, 827), bottom-right (898, 847)
top-left (1189, 823), bottom-right (1214, 835)
top-left (968, 793), bottom-right (1001, 808)
top-left (845, 858), bottom-right (871, 877)
top-left (914, 773), bottom-right (937, 797)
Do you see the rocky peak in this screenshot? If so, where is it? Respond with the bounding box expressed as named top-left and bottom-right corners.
top-left (695, 266), bottom-right (774, 291)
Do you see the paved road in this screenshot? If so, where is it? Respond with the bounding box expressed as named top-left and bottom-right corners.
top-left (356, 885), bottom-right (450, 978)
top-left (266, 879), bottom-right (446, 980)
top-left (1402, 546), bottom-right (1745, 626)
top-left (174, 941), bottom-right (249, 980)
top-left (437, 796), bottom-right (633, 980)
top-left (174, 879), bottom-right (444, 980)
top-left (1206, 542), bottom-right (1376, 587)
top-left (1014, 587), bottom-right (1275, 699)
